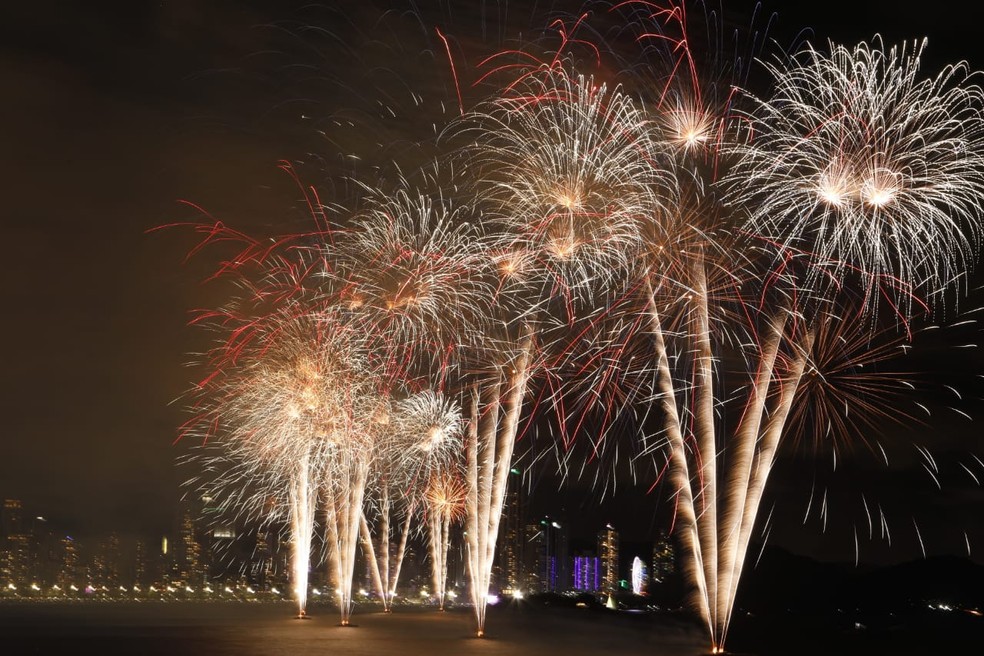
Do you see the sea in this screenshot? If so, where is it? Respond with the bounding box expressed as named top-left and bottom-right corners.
top-left (0, 600), bottom-right (704, 656)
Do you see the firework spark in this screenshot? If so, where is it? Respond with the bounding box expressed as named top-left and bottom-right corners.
top-left (462, 66), bottom-right (671, 295)
top-left (727, 37), bottom-right (984, 317)
top-left (424, 471), bottom-right (468, 611)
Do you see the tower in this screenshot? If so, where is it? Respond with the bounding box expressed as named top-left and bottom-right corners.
top-left (496, 467), bottom-right (525, 593)
top-left (178, 504), bottom-right (203, 586)
top-left (651, 531), bottom-right (676, 583)
top-left (597, 523), bottom-right (619, 596)
top-left (57, 535), bottom-right (81, 590)
top-left (527, 516), bottom-right (569, 593)
top-left (1, 500), bottom-right (23, 538)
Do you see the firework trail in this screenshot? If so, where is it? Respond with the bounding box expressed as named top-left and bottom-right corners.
top-left (630, 28), bottom-right (984, 651)
top-left (360, 389), bottom-right (464, 609)
top-left (395, 391), bottom-right (466, 611)
top-left (424, 471), bottom-right (468, 610)
top-left (324, 415), bottom-right (378, 626)
top-left (448, 49), bottom-right (676, 633)
top-left (358, 394), bottom-right (400, 612)
top-left (179, 309), bottom-right (374, 619)
top-left (463, 325), bottom-right (535, 637)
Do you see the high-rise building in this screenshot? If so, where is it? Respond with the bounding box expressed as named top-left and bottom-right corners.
top-left (521, 522), bottom-right (541, 592)
top-left (1, 500), bottom-right (25, 585)
top-left (92, 533), bottom-right (122, 588)
top-left (572, 553), bottom-right (600, 592)
top-left (651, 532), bottom-right (676, 583)
top-left (178, 505), bottom-right (204, 586)
top-left (2, 500), bottom-right (23, 538)
top-left (160, 535), bottom-right (173, 584)
top-left (3, 534), bottom-right (31, 586)
top-left (207, 524), bottom-right (238, 580)
top-left (0, 507), bottom-right (59, 590)
top-left (525, 516), bottom-right (570, 593)
top-left (134, 539), bottom-right (147, 587)
top-left (630, 556), bottom-right (649, 595)
top-left (31, 517), bottom-right (55, 587)
top-left (56, 535), bottom-right (81, 589)
top-left (250, 529), bottom-right (276, 588)
top-left (496, 467), bottom-right (525, 594)
top-left (597, 524), bottom-right (619, 596)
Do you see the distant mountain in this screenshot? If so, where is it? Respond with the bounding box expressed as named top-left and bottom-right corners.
top-left (734, 546), bottom-right (853, 613)
top-left (850, 554), bottom-right (984, 609)
top-left (726, 547), bottom-right (984, 655)
top-left (735, 546), bottom-right (984, 613)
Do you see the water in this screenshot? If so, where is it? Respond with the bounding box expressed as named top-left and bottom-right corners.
top-left (0, 601), bottom-right (705, 656)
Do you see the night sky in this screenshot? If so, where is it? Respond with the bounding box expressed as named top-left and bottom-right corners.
top-left (2, 0), bottom-right (983, 566)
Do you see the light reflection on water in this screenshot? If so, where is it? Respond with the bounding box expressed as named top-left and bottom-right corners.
top-left (0, 602), bottom-right (705, 656)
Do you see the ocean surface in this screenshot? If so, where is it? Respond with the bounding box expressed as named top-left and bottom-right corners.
top-left (0, 601), bottom-right (705, 656)
top-left (3, 599), bottom-right (977, 655)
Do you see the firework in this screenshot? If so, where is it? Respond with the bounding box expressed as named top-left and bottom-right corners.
top-left (462, 66), bottom-right (671, 296)
top-left (784, 307), bottom-right (923, 458)
top-left (393, 390), bottom-right (465, 480)
top-left (463, 325), bottom-right (536, 637)
top-left (395, 390), bottom-right (466, 612)
top-left (726, 37), bottom-right (984, 318)
top-left (358, 394), bottom-right (401, 612)
top-left (424, 471), bottom-right (468, 611)
top-left (189, 306), bottom-right (383, 625)
top-left (360, 389), bottom-right (464, 610)
top-left (327, 167), bottom-right (492, 377)
top-left (450, 55), bottom-right (674, 634)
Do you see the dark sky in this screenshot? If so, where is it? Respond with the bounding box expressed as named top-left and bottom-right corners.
top-left (2, 0), bottom-right (983, 566)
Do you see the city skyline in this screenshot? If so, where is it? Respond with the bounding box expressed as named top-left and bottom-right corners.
top-left (1, 494), bottom-right (674, 598)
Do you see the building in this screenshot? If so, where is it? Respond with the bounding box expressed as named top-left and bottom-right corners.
top-left (1, 500), bottom-right (33, 586)
top-left (496, 467), bottom-right (525, 594)
top-left (597, 523), bottom-right (619, 596)
top-left (572, 552), bottom-right (600, 592)
top-left (56, 535), bottom-right (82, 589)
top-left (525, 516), bottom-right (570, 593)
top-left (92, 533), bottom-right (122, 588)
top-left (651, 532), bottom-right (676, 583)
top-left (177, 504), bottom-right (205, 586)
top-left (630, 556), bottom-right (648, 594)
top-left (249, 529), bottom-right (278, 588)
top-left (2, 499), bottom-right (23, 538)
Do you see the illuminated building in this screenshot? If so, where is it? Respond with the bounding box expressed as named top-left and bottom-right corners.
top-left (56, 535), bottom-right (81, 589)
top-left (1, 500), bottom-right (28, 585)
top-left (651, 532), bottom-right (676, 583)
top-left (134, 539), bottom-right (147, 586)
top-left (572, 553), bottom-right (600, 592)
top-left (597, 524), bottom-right (619, 596)
top-left (93, 533), bottom-right (122, 588)
top-left (250, 529), bottom-right (276, 588)
top-left (178, 504), bottom-right (204, 586)
top-left (526, 516), bottom-right (570, 593)
top-left (2, 500), bottom-right (23, 538)
top-left (496, 467), bottom-right (525, 594)
top-left (3, 533), bottom-right (31, 586)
